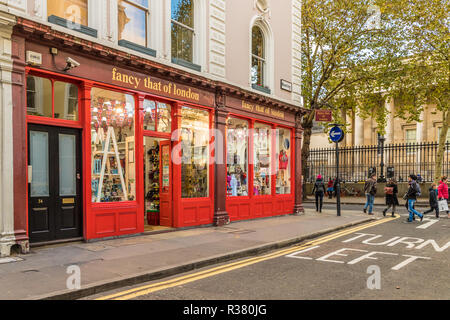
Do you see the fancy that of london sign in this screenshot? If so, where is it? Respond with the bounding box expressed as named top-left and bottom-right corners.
top-left (111, 67), bottom-right (213, 105)
top-left (241, 101), bottom-right (285, 120)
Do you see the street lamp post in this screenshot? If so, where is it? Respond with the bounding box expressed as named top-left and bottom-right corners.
top-left (378, 134), bottom-right (386, 183)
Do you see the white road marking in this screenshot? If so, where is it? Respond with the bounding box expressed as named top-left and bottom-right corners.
top-left (416, 218), bottom-right (440, 229)
top-left (285, 245), bottom-right (321, 260)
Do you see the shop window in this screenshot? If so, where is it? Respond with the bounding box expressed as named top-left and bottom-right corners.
top-left (276, 128), bottom-right (292, 195)
top-left (90, 88), bottom-right (136, 203)
top-left (253, 122), bottom-right (272, 195)
top-left (226, 117), bottom-right (249, 197)
top-left (171, 0), bottom-right (195, 64)
top-left (143, 100), bottom-right (172, 133)
top-left (26, 76), bottom-right (53, 118)
top-left (47, 0), bottom-right (88, 26)
top-left (180, 106), bottom-right (209, 198)
top-left (54, 81), bottom-right (79, 121)
top-left (118, 0), bottom-right (149, 48)
top-left (251, 26), bottom-right (266, 88)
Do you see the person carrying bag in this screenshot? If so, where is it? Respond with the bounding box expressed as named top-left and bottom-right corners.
top-left (438, 176), bottom-right (449, 217)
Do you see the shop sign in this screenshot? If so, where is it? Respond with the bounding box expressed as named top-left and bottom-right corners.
top-left (315, 110), bottom-right (332, 122)
top-left (241, 101), bottom-right (285, 120)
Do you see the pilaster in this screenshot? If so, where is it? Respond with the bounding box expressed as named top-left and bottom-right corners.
top-left (0, 8), bottom-right (16, 257)
top-left (293, 112), bottom-right (304, 215)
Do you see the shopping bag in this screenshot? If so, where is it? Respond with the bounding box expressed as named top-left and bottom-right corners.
top-left (438, 200), bottom-right (449, 212)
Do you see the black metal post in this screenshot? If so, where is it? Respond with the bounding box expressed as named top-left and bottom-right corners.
top-left (378, 135), bottom-right (386, 182)
top-left (336, 141), bottom-right (341, 217)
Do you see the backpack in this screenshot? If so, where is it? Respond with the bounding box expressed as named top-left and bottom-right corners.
top-left (315, 181), bottom-right (325, 193)
top-left (384, 187), bottom-right (394, 195)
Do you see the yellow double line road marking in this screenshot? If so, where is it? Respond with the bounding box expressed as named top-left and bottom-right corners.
top-left (97, 215), bottom-right (399, 300)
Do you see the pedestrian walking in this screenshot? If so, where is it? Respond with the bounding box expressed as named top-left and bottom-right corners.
top-left (327, 178), bottom-right (334, 199)
top-left (332, 177), bottom-right (340, 197)
top-left (437, 176), bottom-right (449, 218)
top-left (363, 173), bottom-right (377, 215)
top-left (312, 174), bottom-right (325, 212)
top-left (423, 183), bottom-right (439, 218)
top-left (382, 178), bottom-right (399, 217)
top-left (405, 174), bottom-right (424, 223)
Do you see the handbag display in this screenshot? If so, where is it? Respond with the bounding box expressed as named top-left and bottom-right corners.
top-left (438, 199), bottom-right (449, 212)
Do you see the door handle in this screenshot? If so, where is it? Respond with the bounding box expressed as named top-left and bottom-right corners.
top-left (77, 173), bottom-right (81, 180)
top-left (28, 165), bottom-right (33, 183)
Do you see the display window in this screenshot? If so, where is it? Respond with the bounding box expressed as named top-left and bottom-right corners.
top-left (90, 87), bottom-right (136, 203)
top-left (143, 99), bottom-right (172, 133)
top-left (180, 106), bottom-right (210, 198)
top-left (26, 75), bottom-right (79, 121)
top-left (276, 128), bottom-right (292, 195)
top-left (226, 117), bottom-right (249, 197)
top-left (253, 122), bottom-right (272, 196)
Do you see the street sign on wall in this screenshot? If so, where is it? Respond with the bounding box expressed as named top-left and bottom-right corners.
top-left (315, 110), bottom-right (332, 122)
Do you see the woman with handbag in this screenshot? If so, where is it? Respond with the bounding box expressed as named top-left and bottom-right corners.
top-left (437, 176), bottom-right (449, 218)
top-left (383, 179), bottom-right (399, 217)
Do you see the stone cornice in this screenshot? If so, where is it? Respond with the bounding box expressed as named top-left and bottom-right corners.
top-left (14, 16), bottom-right (308, 116)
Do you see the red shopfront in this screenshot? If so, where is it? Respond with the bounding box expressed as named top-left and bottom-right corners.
top-left (14, 40), bottom-right (217, 243)
top-left (223, 96), bottom-right (297, 221)
top-left (11, 20), bottom-right (305, 246)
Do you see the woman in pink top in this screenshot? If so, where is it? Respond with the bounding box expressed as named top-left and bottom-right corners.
top-left (438, 176), bottom-right (449, 217)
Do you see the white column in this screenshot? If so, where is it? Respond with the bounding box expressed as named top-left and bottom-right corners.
top-left (0, 8), bottom-right (16, 257)
top-left (416, 110), bottom-right (424, 143)
top-left (354, 113), bottom-right (364, 146)
top-left (385, 97), bottom-right (395, 144)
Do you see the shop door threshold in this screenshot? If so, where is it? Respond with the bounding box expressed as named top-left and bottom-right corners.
top-left (30, 237), bottom-right (84, 249)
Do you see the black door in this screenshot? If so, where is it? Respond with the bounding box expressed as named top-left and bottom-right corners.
top-left (28, 125), bottom-right (82, 243)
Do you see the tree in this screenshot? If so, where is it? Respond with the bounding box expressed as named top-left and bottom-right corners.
top-left (300, 0), bottom-right (401, 193)
top-left (384, 0), bottom-right (449, 182)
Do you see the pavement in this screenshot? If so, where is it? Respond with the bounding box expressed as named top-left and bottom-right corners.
top-left (304, 196), bottom-right (430, 207)
top-left (0, 208), bottom-right (374, 300)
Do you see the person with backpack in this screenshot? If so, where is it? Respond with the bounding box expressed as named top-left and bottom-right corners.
top-left (327, 178), bottom-right (334, 199)
top-left (383, 178), bottom-right (399, 217)
top-left (405, 174), bottom-right (424, 223)
top-left (312, 174), bottom-right (325, 212)
top-left (423, 183), bottom-right (439, 218)
top-left (437, 176), bottom-right (449, 218)
top-left (363, 174), bottom-right (377, 215)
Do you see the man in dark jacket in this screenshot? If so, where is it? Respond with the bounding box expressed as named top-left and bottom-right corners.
top-left (423, 183), bottom-right (439, 218)
top-left (405, 174), bottom-right (424, 223)
top-left (363, 174), bottom-right (377, 215)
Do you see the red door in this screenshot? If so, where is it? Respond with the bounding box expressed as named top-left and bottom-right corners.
top-left (159, 141), bottom-right (172, 227)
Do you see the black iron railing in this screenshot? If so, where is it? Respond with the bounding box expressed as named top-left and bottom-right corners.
top-left (307, 142), bottom-right (450, 183)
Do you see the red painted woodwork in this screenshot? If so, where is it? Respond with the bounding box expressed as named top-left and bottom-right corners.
top-left (159, 141), bottom-right (172, 227)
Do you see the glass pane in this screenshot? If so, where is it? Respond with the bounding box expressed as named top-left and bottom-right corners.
top-left (253, 123), bottom-right (272, 195)
top-left (226, 118), bottom-right (249, 197)
top-left (91, 88), bottom-right (136, 203)
top-left (251, 57), bottom-right (265, 86)
top-left (30, 131), bottom-right (49, 197)
top-left (181, 106), bottom-right (209, 198)
top-left (171, 22), bottom-right (194, 63)
top-left (118, 0), bottom-right (147, 47)
top-left (252, 26), bottom-right (264, 57)
top-left (171, 0), bottom-right (194, 27)
top-left (59, 134), bottom-right (77, 196)
top-left (47, 0), bottom-right (88, 26)
top-left (157, 102), bottom-right (172, 133)
top-left (54, 82), bottom-right (78, 121)
top-left (276, 128), bottom-right (292, 195)
top-left (144, 137), bottom-right (161, 213)
top-left (27, 76), bottom-right (52, 118)
top-left (143, 100), bottom-right (156, 131)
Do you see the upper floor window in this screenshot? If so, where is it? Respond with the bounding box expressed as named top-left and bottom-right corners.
top-left (48, 0), bottom-right (88, 26)
top-left (438, 127), bottom-right (450, 144)
top-left (171, 0), bottom-right (195, 64)
top-left (251, 25), bottom-right (266, 88)
top-left (118, 0), bottom-right (149, 48)
top-left (405, 128), bottom-right (417, 144)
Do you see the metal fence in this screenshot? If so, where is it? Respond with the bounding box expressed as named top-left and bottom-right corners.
top-left (307, 142), bottom-right (450, 183)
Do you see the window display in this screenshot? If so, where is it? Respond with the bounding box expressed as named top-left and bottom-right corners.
top-left (144, 137), bottom-right (160, 225)
top-left (181, 106), bottom-right (210, 198)
top-left (143, 100), bottom-right (172, 133)
top-left (90, 88), bottom-right (136, 203)
top-left (226, 117), bottom-right (249, 197)
top-left (253, 123), bottom-right (272, 195)
top-left (276, 128), bottom-right (292, 194)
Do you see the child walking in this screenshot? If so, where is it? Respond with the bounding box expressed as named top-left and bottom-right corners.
top-left (423, 183), bottom-right (439, 218)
